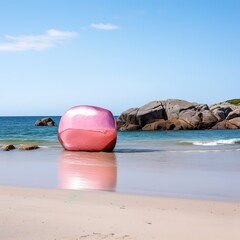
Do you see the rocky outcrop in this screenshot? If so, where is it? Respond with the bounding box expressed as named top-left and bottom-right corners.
top-left (117, 99), bottom-right (240, 131)
top-left (35, 118), bottom-right (55, 126)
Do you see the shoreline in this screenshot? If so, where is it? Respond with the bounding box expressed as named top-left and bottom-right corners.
top-left (1, 185), bottom-right (240, 240)
top-left (1, 147), bottom-right (240, 201)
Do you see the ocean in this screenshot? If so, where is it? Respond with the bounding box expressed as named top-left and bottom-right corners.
top-left (0, 116), bottom-right (240, 200)
top-left (1, 116), bottom-right (240, 149)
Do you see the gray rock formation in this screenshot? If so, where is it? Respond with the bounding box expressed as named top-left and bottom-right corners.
top-left (35, 118), bottom-right (55, 126)
top-left (117, 99), bottom-right (240, 131)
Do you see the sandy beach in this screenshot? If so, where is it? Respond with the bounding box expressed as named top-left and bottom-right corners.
top-left (1, 122), bottom-right (240, 240)
top-left (0, 185), bottom-right (240, 240)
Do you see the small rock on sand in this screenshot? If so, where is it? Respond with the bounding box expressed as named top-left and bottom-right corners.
top-left (19, 144), bottom-right (39, 150)
top-left (1, 144), bottom-right (15, 151)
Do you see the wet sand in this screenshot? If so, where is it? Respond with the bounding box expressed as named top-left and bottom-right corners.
top-left (0, 185), bottom-right (240, 240)
top-left (0, 148), bottom-right (240, 200)
top-left (1, 147), bottom-right (240, 239)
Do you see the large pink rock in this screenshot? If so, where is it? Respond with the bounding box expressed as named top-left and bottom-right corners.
top-left (58, 105), bottom-right (117, 151)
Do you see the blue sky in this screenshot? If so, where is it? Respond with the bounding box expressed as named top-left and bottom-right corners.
top-left (0, 0), bottom-right (239, 116)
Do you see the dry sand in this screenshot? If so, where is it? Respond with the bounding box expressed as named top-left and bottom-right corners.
top-left (0, 185), bottom-right (240, 240)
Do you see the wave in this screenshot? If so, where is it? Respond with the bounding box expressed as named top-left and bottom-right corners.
top-left (39, 145), bottom-right (62, 149)
top-left (166, 149), bottom-right (240, 153)
top-left (180, 138), bottom-right (240, 146)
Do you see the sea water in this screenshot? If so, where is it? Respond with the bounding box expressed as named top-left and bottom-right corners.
top-left (0, 116), bottom-right (240, 200)
top-left (1, 116), bottom-right (240, 149)
top-left (0, 116), bottom-right (59, 145)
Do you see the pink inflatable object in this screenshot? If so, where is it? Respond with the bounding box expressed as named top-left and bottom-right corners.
top-left (58, 105), bottom-right (117, 151)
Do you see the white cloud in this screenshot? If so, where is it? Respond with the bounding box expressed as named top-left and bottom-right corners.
top-left (90, 23), bottom-right (118, 30)
top-left (0, 29), bottom-right (78, 52)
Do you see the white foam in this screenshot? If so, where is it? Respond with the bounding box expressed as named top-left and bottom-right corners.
top-left (38, 145), bottom-right (50, 148)
top-left (192, 138), bottom-right (240, 146)
top-left (167, 148), bottom-right (240, 153)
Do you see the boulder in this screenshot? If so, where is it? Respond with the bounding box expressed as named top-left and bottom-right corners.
top-left (179, 109), bottom-right (202, 129)
top-left (35, 118), bottom-right (55, 126)
top-left (200, 110), bottom-right (218, 129)
top-left (142, 118), bottom-right (192, 131)
top-left (116, 108), bottom-right (139, 129)
top-left (58, 105), bottom-right (117, 152)
top-left (175, 119), bottom-right (193, 130)
top-left (1, 144), bottom-right (15, 151)
top-left (210, 102), bottom-right (238, 117)
top-left (19, 144), bottom-right (39, 150)
top-left (142, 119), bottom-right (167, 131)
top-left (211, 108), bottom-right (226, 121)
top-left (226, 109), bottom-right (240, 120)
top-left (196, 104), bottom-right (209, 111)
top-left (136, 101), bottom-right (166, 127)
top-left (226, 117), bottom-right (240, 129)
top-left (164, 99), bottom-right (197, 119)
top-left (211, 121), bottom-right (227, 130)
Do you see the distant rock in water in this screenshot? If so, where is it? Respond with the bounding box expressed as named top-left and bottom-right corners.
top-left (1, 144), bottom-right (15, 151)
top-left (35, 118), bottom-right (55, 126)
top-left (117, 99), bottom-right (240, 131)
top-left (19, 144), bottom-right (39, 150)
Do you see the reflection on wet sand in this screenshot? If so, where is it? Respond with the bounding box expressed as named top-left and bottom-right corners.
top-left (59, 151), bottom-right (117, 191)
